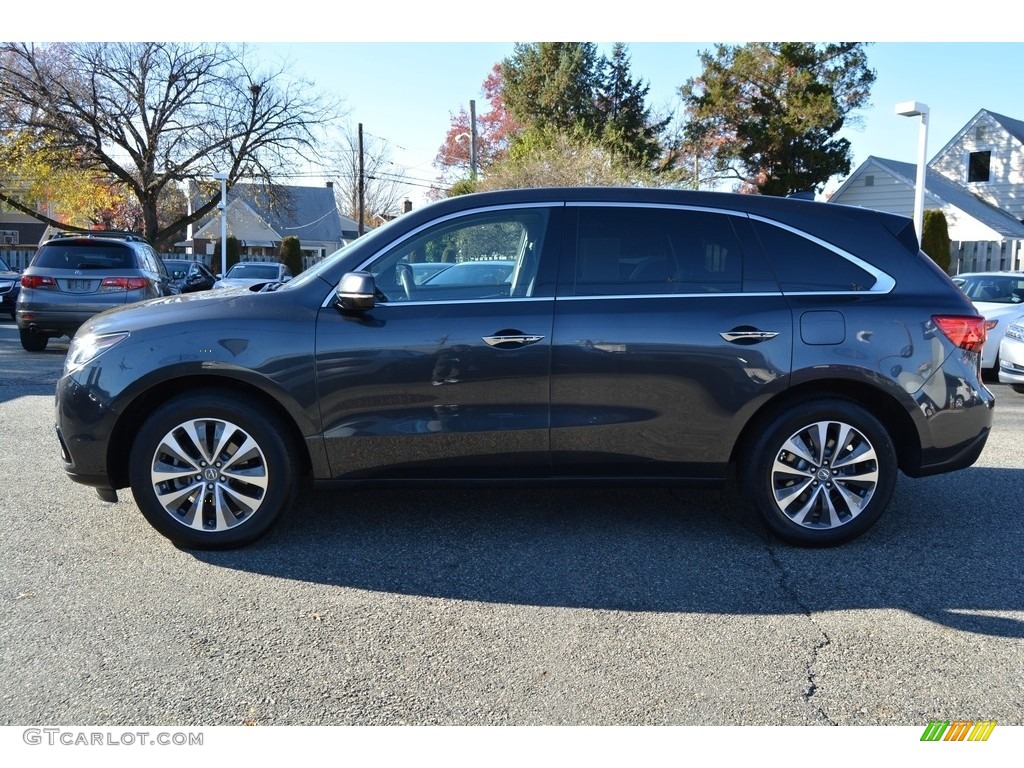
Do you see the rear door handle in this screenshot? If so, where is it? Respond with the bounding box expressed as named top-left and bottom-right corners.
top-left (483, 334), bottom-right (546, 349)
top-left (719, 329), bottom-right (780, 344)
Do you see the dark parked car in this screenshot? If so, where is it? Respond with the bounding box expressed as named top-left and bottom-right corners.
top-left (164, 258), bottom-right (217, 293)
top-left (55, 188), bottom-right (993, 549)
top-left (17, 231), bottom-right (176, 351)
top-left (0, 253), bottom-right (20, 319)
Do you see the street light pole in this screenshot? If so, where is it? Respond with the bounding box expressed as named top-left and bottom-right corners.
top-left (213, 172), bottom-right (228, 275)
top-left (895, 101), bottom-right (930, 244)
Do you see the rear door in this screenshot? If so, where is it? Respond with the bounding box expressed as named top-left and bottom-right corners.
top-left (550, 203), bottom-right (793, 480)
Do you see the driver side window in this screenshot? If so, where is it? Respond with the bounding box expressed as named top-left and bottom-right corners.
top-left (369, 208), bottom-right (549, 302)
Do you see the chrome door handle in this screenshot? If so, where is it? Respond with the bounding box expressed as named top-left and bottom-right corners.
top-left (483, 334), bottom-right (545, 348)
top-left (719, 330), bottom-right (780, 343)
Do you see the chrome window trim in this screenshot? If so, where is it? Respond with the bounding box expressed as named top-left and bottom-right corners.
top-left (375, 296), bottom-right (555, 308)
top-left (556, 292), bottom-right (783, 301)
top-left (566, 200), bottom-right (750, 218)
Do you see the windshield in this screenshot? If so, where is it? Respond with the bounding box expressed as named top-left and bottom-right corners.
top-left (0, 255), bottom-right (11, 271)
top-left (226, 264), bottom-right (280, 280)
top-left (957, 275), bottom-right (1024, 304)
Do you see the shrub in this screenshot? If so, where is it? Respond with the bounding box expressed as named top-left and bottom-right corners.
top-left (921, 209), bottom-right (952, 273)
top-left (279, 236), bottom-right (303, 275)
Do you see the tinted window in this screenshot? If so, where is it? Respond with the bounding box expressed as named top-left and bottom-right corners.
top-left (752, 220), bottom-right (877, 292)
top-left (571, 206), bottom-right (743, 296)
top-left (33, 243), bottom-right (134, 270)
top-left (370, 208), bottom-right (549, 302)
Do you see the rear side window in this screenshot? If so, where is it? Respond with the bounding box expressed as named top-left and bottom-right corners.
top-left (571, 206), bottom-right (743, 296)
top-left (33, 243), bottom-right (135, 270)
top-left (752, 221), bottom-right (877, 292)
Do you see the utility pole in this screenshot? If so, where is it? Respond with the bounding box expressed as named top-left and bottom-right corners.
top-left (358, 122), bottom-right (365, 237)
top-left (469, 100), bottom-right (478, 181)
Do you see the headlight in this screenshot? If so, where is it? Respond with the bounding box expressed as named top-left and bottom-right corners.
top-left (64, 331), bottom-right (130, 375)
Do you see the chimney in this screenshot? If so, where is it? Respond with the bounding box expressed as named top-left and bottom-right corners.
top-left (325, 181), bottom-right (333, 189)
top-left (402, 199), bottom-right (412, 214)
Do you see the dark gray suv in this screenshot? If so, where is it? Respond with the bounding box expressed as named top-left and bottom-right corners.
top-left (16, 231), bottom-right (175, 351)
top-left (54, 188), bottom-right (993, 549)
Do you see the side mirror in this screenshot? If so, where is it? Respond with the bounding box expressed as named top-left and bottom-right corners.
top-left (337, 271), bottom-right (376, 311)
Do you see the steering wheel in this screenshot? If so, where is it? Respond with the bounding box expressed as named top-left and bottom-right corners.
top-left (396, 263), bottom-right (414, 300)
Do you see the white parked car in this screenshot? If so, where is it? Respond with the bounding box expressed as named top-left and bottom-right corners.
top-left (952, 271), bottom-right (1024, 372)
top-left (997, 316), bottom-right (1024, 393)
top-left (213, 261), bottom-right (292, 290)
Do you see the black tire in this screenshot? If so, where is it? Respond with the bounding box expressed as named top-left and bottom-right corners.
top-left (743, 399), bottom-right (897, 547)
top-left (1012, 385), bottom-right (1024, 395)
top-left (128, 391), bottom-right (298, 549)
top-left (19, 327), bottom-right (48, 352)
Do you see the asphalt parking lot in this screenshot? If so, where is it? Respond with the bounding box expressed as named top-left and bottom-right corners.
top-left (1, 317), bottom-right (1022, 727)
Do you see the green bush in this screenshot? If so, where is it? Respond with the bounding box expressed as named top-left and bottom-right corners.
top-left (921, 209), bottom-right (952, 273)
top-left (279, 236), bottom-right (303, 275)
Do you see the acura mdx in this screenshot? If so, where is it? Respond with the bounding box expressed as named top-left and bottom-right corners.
top-left (54, 188), bottom-right (993, 548)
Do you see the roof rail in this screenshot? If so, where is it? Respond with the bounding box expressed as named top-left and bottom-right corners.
top-left (49, 229), bottom-right (148, 243)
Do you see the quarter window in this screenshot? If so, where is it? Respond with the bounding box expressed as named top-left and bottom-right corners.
top-left (752, 221), bottom-right (877, 292)
top-left (571, 207), bottom-right (743, 296)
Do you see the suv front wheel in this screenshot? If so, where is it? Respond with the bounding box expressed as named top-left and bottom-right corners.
top-left (744, 399), bottom-right (897, 546)
top-left (128, 391), bottom-right (299, 549)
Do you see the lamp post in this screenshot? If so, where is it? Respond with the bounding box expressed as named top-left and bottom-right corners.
top-left (212, 172), bottom-right (228, 276)
top-left (895, 101), bottom-right (930, 244)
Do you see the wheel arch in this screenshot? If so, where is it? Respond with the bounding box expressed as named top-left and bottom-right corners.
top-left (106, 376), bottom-right (314, 490)
top-left (732, 378), bottom-right (922, 475)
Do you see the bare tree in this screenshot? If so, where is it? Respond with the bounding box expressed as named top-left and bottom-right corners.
top-left (323, 124), bottom-right (410, 227)
top-left (0, 42), bottom-right (342, 248)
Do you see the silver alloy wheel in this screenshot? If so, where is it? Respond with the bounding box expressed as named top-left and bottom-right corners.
top-left (149, 417), bottom-right (269, 532)
top-left (770, 419), bottom-right (879, 529)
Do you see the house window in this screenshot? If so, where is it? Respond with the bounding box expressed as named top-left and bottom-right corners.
top-left (863, 174), bottom-right (874, 187)
top-left (968, 150), bottom-right (991, 183)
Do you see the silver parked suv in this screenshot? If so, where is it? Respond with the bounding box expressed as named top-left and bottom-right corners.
top-left (16, 231), bottom-right (175, 351)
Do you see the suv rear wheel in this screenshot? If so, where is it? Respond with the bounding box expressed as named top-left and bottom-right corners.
top-left (128, 391), bottom-right (299, 549)
top-left (744, 399), bottom-right (897, 546)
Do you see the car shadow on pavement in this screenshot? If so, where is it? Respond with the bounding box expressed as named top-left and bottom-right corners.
top-left (190, 465), bottom-right (1024, 639)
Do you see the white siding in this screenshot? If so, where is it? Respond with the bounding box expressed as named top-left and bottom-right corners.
top-left (931, 113), bottom-right (1024, 221)
top-left (830, 162), bottom-right (917, 217)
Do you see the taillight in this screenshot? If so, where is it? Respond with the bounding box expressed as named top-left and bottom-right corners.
top-left (933, 315), bottom-right (986, 352)
top-left (21, 275), bottom-right (57, 289)
top-left (100, 277), bottom-right (149, 291)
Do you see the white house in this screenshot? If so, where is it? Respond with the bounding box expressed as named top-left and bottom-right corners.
top-left (185, 182), bottom-right (364, 264)
top-left (830, 109), bottom-right (1024, 273)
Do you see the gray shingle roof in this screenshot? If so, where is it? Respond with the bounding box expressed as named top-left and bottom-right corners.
top-left (852, 156), bottom-right (1024, 239)
top-left (987, 110), bottom-right (1024, 145)
top-left (192, 183), bottom-right (364, 244)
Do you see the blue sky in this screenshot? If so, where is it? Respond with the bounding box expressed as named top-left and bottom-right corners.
top-left (11, 3), bottom-right (1022, 205)
top-left (248, 41), bottom-right (1022, 203)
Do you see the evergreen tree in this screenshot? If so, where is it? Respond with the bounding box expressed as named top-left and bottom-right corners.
top-left (596, 43), bottom-right (668, 169)
top-left (921, 209), bottom-right (952, 273)
top-left (681, 42), bottom-right (876, 196)
top-left (501, 43), bottom-right (602, 140)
